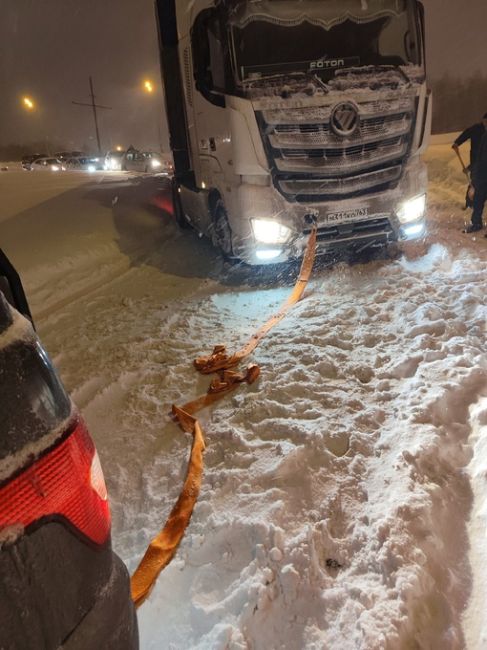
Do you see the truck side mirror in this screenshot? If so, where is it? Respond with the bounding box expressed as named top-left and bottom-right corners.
top-left (0, 249), bottom-right (35, 328)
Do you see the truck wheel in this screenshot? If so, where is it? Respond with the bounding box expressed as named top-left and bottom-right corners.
top-left (213, 201), bottom-right (234, 258)
top-left (171, 180), bottom-right (190, 229)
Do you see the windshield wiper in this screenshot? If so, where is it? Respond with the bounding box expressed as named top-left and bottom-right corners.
top-left (242, 71), bottom-right (330, 95)
top-left (242, 70), bottom-right (305, 84)
top-left (334, 65), bottom-right (411, 86)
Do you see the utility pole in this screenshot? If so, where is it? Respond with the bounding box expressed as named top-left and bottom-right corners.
top-left (72, 77), bottom-right (112, 154)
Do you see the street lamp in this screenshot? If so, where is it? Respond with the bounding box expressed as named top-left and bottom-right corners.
top-left (142, 79), bottom-right (164, 151)
top-left (22, 96), bottom-right (35, 111)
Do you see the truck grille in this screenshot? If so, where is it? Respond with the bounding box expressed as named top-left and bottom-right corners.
top-left (278, 165), bottom-right (402, 200)
top-left (304, 217), bottom-right (393, 244)
top-left (270, 114), bottom-right (412, 148)
top-left (276, 137), bottom-right (408, 174)
top-left (259, 93), bottom-right (416, 201)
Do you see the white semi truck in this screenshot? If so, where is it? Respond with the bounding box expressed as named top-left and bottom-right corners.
top-left (155, 0), bottom-right (431, 265)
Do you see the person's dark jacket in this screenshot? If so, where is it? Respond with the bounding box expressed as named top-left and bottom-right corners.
top-left (471, 131), bottom-right (487, 187)
top-left (454, 123), bottom-right (487, 166)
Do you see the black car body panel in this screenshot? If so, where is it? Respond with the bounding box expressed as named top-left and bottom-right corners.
top-left (0, 283), bottom-right (138, 649)
top-left (0, 523), bottom-right (137, 650)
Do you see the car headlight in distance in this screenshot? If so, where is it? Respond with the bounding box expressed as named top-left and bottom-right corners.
top-left (397, 194), bottom-right (426, 224)
top-left (151, 159), bottom-right (162, 168)
top-left (251, 219), bottom-right (291, 244)
top-left (87, 165), bottom-right (96, 173)
top-left (51, 165), bottom-right (59, 171)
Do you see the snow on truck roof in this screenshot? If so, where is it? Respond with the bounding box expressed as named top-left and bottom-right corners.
top-left (228, 0), bottom-right (407, 27)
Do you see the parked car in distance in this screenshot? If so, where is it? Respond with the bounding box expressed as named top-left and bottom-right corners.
top-left (21, 154), bottom-right (48, 170)
top-left (123, 149), bottom-right (174, 174)
top-left (104, 151), bottom-right (125, 171)
top-left (65, 156), bottom-right (104, 172)
top-left (54, 151), bottom-right (86, 161)
top-left (54, 151), bottom-right (73, 161)
top-left (0, 251), bottom-right (138, 649)
top-left (28, 157), bottom-right (65, 172)
top-left (122, 149), bottom-right (150, 172)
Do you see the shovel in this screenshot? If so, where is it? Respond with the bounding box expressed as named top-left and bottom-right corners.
top-left (453, 146), bottom-right (475, 200)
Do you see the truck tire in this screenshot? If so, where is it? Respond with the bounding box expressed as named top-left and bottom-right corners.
top-left (171, 180), bottom-right (190, 229)
top-left (212, 201), bottom-right (234, 259)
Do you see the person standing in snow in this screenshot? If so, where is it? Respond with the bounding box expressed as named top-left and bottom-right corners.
top-left (452, 113), bottom-right (487, 214)
top-left (465, 128), bottom-right (487, 235)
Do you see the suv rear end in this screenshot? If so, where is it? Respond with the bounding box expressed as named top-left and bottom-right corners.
top-left (0, 275), bottom-right (138, 648)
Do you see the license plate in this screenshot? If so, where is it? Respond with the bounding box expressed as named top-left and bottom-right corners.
top-left (323, 207), bottom-right (368, 225)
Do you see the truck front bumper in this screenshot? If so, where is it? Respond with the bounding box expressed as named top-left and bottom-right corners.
top-left (230, 156), bottom-right (428, 265)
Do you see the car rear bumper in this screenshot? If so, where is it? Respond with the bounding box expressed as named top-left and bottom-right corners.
top-left (0, 522), bottom-right (138, 650)
top-left (63, 553), bottom-right (138, 650)
top-left (60, 555), bottom-right (139, 650)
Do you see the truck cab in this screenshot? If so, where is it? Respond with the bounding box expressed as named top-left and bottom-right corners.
top-left (157, 0), bottom-right (431, 264)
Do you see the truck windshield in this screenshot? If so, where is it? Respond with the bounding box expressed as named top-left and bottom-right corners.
top-left (228, 0), bottom-right (421, 83)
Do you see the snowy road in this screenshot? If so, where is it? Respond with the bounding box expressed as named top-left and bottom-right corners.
top-left (1, 151), bottom-right (486, 649)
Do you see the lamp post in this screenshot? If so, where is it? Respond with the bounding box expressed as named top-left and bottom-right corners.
top-left (142, 79), bottom-right (164, 152)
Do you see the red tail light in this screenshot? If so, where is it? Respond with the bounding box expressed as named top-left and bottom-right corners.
top-left (0, 419), bottom-right (111, 545)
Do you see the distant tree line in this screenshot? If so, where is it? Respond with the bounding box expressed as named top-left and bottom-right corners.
top-left (430, 74), bottom-right (487, 134)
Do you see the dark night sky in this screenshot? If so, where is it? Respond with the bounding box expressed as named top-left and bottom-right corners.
top-left (0, 0), bottom-right (486, 151)
top-left (0, 0), bottom-right (165, 152)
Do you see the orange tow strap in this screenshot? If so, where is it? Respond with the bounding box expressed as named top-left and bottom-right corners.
top-left (130, 416), bottom-right (205, 607)
top-left (194, 229), bottom-right (317, 375)
top-left (130, 227), bottom-right (317, 607)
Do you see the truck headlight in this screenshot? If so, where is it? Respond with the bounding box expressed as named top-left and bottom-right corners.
top-left (151, 159), bottom-right (162, 168)
top-left (251, 219), bottom-right (291, 244)
top-left (397, 194), bottom-right (426, 224)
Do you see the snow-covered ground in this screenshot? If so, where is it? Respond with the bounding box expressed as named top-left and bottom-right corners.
top-left (1, 146), bottom-right (486, 649)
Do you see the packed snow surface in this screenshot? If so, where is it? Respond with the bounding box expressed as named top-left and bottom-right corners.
top-left (0, 146), bottom-right (486, 649)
